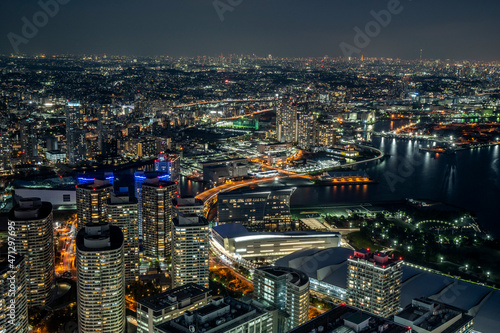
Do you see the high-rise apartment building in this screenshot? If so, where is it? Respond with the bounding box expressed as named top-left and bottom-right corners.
top-left (0, 255), bottom-right (28, 333)
top-left (8, 198), bottom-right (55, 307)
top-left (218, 188), bottom-right (296, 231)
top-left (134, 171), bottom-right (171, 239)
top-left (76, 223), bottom-right (125, 333)
top-left (108, 193), bottom-right (139, 282)
top-left (276, 104), bottom-right (298, 143)
top-left (76, 178), bottom-right (112, 232)
top-left (171, 214), bottom-right (209, 289)
top-left (254, 266), bottom-right (310, 332)
top-left (142, 178), bottom-right (177, 262)
top-left (317, 121), bottom-right (339, 148)
top-left (97, 105), bottom-right (118, 162)
top-left (137, 283), bottom-right (211, 333)
top-left (347, 249), bottom-right (403, 318)
top-left (20, 117), bottom-right (38, 163)
top-left (296, 111), bottom-right (317, 150)
top-left (65, 102), bottom-right (87, 164)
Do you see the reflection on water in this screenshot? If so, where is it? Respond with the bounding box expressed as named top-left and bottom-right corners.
top-left (290, 120), bottom-right (500, 237)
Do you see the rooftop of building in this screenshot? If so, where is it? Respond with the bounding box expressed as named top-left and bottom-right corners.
top-left (173, 213), bottom-right (208, 227)
top-left (348, 248), bottom-right (403, 268)
top-left (217, 187), bottom-right (295, 198)
top-left (8, 198), bottom-right (52, 221)
top-left (108, 193), bottom-right (138, 205)
top-left (156, 297), bottom-right (266, 333)
top-left (141, 178), bottom-right (177, 188)
top-left (288, 304), bottom-right (410, 333)
top-left (77, 178), bottom-right (112, 190)
top-left (395, 298), bottom-right (473, 333)
top-left (138, 283), bottom-right (210, 311)
top-left (212, 223), bottom-right (340, 241)
top-left (76, 223), bottom-right (123, 252)
top-left (257, 266), bottom-right (309, 287)
top-left (173, 196), bottom-right (204, 207)
top-left (134, 170), bottom-right (171, 181)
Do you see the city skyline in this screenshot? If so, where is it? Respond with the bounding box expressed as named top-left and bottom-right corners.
top-left (1, 2), bottom-right (500, 330)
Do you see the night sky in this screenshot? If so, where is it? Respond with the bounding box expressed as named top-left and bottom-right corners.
top-left (1, 0), bottom-right (499, 60)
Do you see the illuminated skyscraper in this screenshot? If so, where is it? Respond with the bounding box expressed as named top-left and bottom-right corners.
top-left (65, 102), bottom-right (87, 164)
top-left (276, 104), bottom-right (298, 143)
top-left (8, 198), bottom-right (55, 307)
top-left (254, 266), bottom-right (310, 331)
top-left (97, 105), bottom-right (118, 162)
top-left (347, 249), bottom-right (403, 318)
top-left (19, 117), bottom-right (38, 163)
top-left (155, 153), bottom-right (180, 182)
top-left (142, 178), bottom-right (177, 262)
top-left (76, 178), bottom-right (112, 232)
top-left (76, 223), bottom-right (125, 333)
top-left (0, 255), bottom-right (28, 333)
top-left (134, 171), bottom-right (171, 239)
top-left (296, 111), bottom-right (317, 150)
top-left (171, 213), bottom-right (209, 289)
top-left (108, 193), bottom-right (139, 282)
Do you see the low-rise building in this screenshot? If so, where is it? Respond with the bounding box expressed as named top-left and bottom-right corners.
top-left (155, 297), bottom-right (273, 333)
top-left (395, 298), bottom-right (474, 333)
top-left (211, 223), bottom-right (341, 261)
top-left (289, 304), bottom-right (411, 333)
top-left (137, 283), bottom-right (211, 333)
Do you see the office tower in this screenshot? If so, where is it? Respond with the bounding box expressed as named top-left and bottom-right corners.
top-left (347, 249), bottom-right (403, 318)
top-left (173, 196), bottom-right (204, 216)
top-left (218, 188), bottom-right (296, 231)
top-left (76, 178), bottom-right (112, 232)
top-left (142, 178), bottom-right (177, 262)
top-left (155, 153), bottom-right (181, 182)
top-left (155, 297), bottom-right (273, 333)
top-left (0, 255), bottom-right (28, 333)
top-left (8, 198), bottom-right (55, 307)
top-left (296, 111), bottom-right (317, 150)
top-left (76, 223), bottom-right (125, 333)
top-left (137, 283), bottom-right (211, 333)
top-left (171, 214), bottom-right (209, 289)
top-left (134, 171), bottom-right (171, 239)
top-left (19, 118), bottom-right (38, 163)
top-left (65, 102), bottom-right (87, 164)
top-left (108, 193), bottom-right (139, 282)
top-left (394, 298), bottom-right (474, 333)
top-left (254, 266), bottom-right (310, 331)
